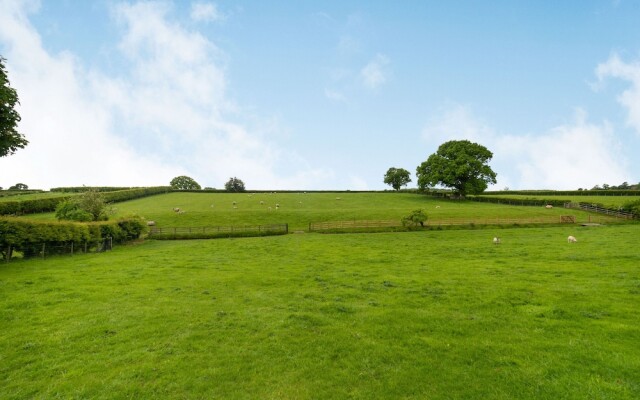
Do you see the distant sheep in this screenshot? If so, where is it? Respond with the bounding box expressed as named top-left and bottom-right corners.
top-left (493, 237), bottom-right (501, 245)
top-left (335, 197), bottom-right (342, 200)
top-left (567, 235), bottom-right (577, 243)
top-left (260, 201), bottom-right (264, 205)
top-left (545, 204), bottom-right (553, 209)
top-left (173, 207), bottom-right (181, 213)
top-left (147, 221), bottom-right (156, 226)
top-left (435, 205), bottom-right (441, 209)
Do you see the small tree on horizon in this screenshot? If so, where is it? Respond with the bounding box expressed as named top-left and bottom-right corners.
top-left (170, 176), bottom-right (201, 190)
top-left (383, 167), bottom-right (412, 191)
top-left (224, 177), bottom-right (246, 192)
top-left (8, 183), bottom-right (28, 190)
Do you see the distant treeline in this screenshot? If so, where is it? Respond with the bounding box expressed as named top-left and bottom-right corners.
top-left (483, 190), bottom-right (640, 197)
top-left (0, 187), bottom-right (170, 216)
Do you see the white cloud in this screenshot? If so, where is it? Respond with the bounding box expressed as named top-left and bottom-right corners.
top-left (0, 0), bottom-right (330, 190)
top-left (421, 104), bottom-right (629, 190)
top-left (324, 88), bottom-right (347, 103)
top-left (421, 103), bottom-right (494, 146)
top-left (596, 53), bottom-right (640, 135)
top-left (360, 53), bottom-right (389, 89)
top-left (190, 1), bottom-right (225, 23)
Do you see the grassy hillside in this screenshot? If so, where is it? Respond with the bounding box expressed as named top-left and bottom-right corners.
top-left (1, 225), bottom-right (639, 399)
top-left (102, 192), bottom-right (613, 232)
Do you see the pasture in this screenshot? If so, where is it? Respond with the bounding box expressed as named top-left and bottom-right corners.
top-left (479, 193), bottom-right (640, 209)
top-left (1, 223), bottom-right (639, 399)
top-left (103, 192), bottom-right (620, 232)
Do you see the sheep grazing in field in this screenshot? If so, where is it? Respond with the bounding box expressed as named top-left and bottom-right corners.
top-left (147, 221), bottom-right (156, 227)
top-left (336, 197), bottom-right (342, 200)
top-left (173, 207), bottom-right (181, 212)
top-left (275, 203), bottom-right (280, 210)
top-left (493, 237), bottom-right (501, 245)
top-left (232, 201), bottom-right (237, 206)
top-left (567, 235), bottom-right (577, 243)
top-left (260, 201), bottom-right (264, 205)
top-left (435, 205), bottom-right (441, 209)
top-left (545, 204), bottom-right (553, 209)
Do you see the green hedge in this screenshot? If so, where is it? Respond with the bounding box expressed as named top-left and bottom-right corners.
top-left (468, 196), bottom-right (571, 207)
top-left (0, 187), bottom-right (171, 216)
top-left (0, 217), bottom-right (147, 259)
top-left (483, 190), bottom-right (640, 197)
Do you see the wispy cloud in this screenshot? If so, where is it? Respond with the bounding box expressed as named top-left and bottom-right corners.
top-left (596, 53), bottom-right (640, 135)
top-left (190, 1), bottom-right (225, 23)
top-left (360, 53), bottom-right (390, 89)
top-left (324, 88), bottom-right (347, 103)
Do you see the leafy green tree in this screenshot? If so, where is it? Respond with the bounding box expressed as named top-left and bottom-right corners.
top-left (8, 183), bottom-right (28, 190)
top-left (383, 167), bottom-right (412, 191)
top-left (416, 140), bottom-right (497, 197)
top-left (224, 177), bottom-right (246, 192)
top-left (1, 56), bottom-right (28, 157)
top-left (402, 209), bottom-right (427, 227)
top-left (170, 175), bottom-right (201, 190)
top-left (55, 189), bottom-right (108, 222)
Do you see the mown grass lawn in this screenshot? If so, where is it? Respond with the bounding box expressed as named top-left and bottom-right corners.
top-left (1, 224), bottom-right (639, 399)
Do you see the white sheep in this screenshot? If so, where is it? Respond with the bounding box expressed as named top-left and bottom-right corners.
top-left (567, 235), bottom-right (577, 243)
top-left (435, 205), bottom-right (441, 209)
top-left (147, 221), bottom-right (156, 226)
top-left (493, 237), bottom-right (501, 245)
top-left (545, 204), bottom-right (553, 209)
top-left (260, 201), bottom-right (264, 205)
top-left (173, 207), bottom-right (181, 212)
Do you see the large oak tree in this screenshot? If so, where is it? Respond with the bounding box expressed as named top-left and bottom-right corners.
top-left (0, 57), bottom-right (28, 157)
top-left (416, 140), bottom-right (497, 197)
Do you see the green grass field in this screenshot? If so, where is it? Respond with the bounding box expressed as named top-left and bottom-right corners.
top-left (99, 192), bottom-right (621, 232)
top-left (2, 222), bottom-right (639, 399)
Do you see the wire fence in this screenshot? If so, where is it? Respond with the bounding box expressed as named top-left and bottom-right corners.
top-left (308, 214), bottom-right (621, 232)
top-left (148, 224), bottom-right (289, 239)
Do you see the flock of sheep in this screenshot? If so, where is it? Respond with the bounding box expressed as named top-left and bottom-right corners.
top-left (170, 198), bottom-right (580, 243)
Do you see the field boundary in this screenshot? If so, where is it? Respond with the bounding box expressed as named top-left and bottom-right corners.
top-left (564, 202), bottom-right (636, 219)
top-left (148, 224), bottom-right (289, 239)
top-left (308, 215), bottom-right (623, 232)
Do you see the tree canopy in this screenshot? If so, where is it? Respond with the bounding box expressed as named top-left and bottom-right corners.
top-left (224, 177), bottom-right (246, 192)
top-left (170, 176), bottom-right (201, 190)
top-left (383, 167), bottom-right (412, 191)
top-left (55, 189), bottom-right (109, 222)
top-left (416, 140), bottom-right (497, 197)
top-left (0, 56), bottom-right (28, 157)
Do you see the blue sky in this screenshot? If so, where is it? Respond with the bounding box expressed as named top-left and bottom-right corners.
top-left (1, 0), bottom-right (639, 190)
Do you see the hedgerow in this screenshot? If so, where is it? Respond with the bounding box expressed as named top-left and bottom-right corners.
top-left (0, 187), bottom-right (170, 216)
top-left (0, 217), bottom-right (146, 259)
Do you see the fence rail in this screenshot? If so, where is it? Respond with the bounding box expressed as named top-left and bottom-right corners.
top-left (148, 224), bottom-right (289, 239)
top-left (564, 202), bottom-right (636, 219)
top-left (308, 215), bottom-right (618, 232)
